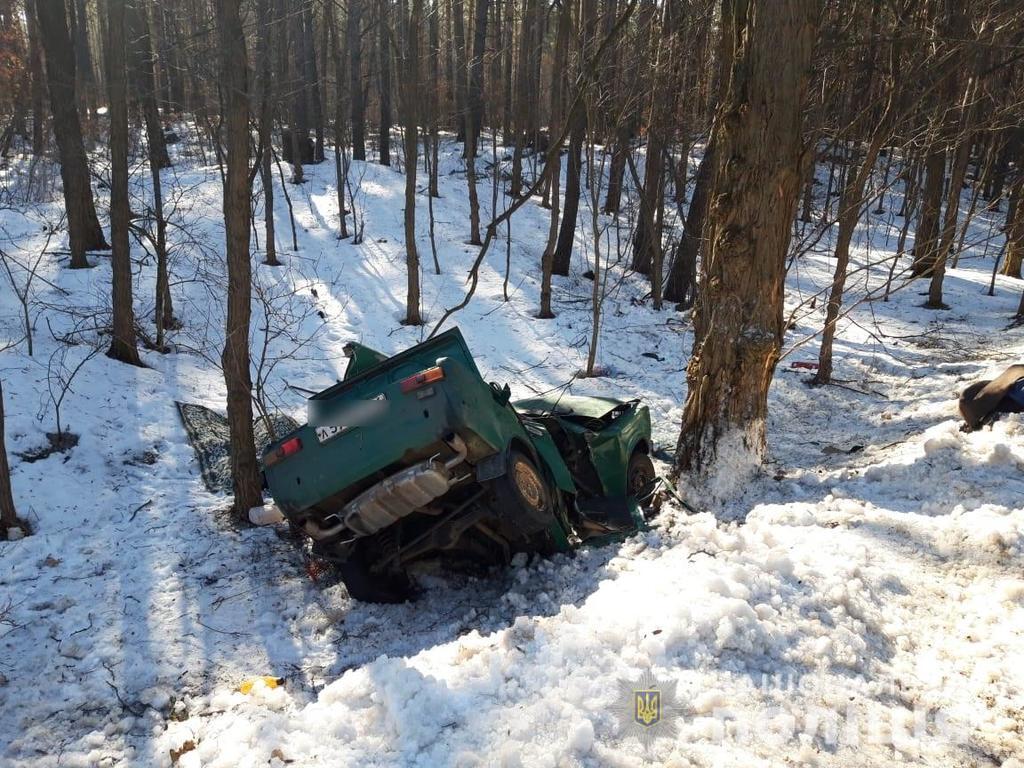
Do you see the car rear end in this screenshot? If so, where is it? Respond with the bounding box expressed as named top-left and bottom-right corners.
top-left (261, 329), bottom-right (523, 545)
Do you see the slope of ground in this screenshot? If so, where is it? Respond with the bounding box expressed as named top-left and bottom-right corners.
top-left (0, 137), bottom-right (1021, 767)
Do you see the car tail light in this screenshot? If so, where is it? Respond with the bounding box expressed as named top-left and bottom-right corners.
top-left (400, 366), bottom-right (445, 394)
top-left (265, 436), bottom-right (302, 467)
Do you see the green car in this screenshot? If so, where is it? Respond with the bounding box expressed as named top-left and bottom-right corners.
top-left (262, 328), bottom-right (654, 602)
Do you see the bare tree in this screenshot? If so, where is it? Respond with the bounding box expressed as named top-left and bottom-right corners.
top-left (400, 0), bottom-right (423, 325)
top-left (216, 0), bottom-right (263, 515)
top-left (106, 0), bottom-right (143, 366)
top-left (32, 0), bottom-right (108, 267)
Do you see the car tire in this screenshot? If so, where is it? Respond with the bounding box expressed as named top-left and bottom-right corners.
top-left (627, 450), bottom-right (657, 504)
top-left (492, 448), bottom-right (554, 531)
top-left (334, 545), bottom-right (413, 604)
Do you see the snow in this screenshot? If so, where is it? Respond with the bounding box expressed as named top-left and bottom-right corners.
top-left (0, 132), bottom-right (1022, 766)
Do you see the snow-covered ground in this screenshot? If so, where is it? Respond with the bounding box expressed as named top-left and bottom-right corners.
top-left (0, 135), bottom-right (1022, 767)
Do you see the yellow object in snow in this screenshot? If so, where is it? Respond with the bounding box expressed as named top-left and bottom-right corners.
top-left (238, 676), bottom-right (284, 694)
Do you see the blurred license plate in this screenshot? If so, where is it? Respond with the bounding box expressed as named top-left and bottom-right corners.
top-left (315, 425), bottom-right (349, 443)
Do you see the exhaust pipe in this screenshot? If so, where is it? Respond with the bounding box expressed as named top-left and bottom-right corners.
top-left (303, 434), bottom-right (468, 541)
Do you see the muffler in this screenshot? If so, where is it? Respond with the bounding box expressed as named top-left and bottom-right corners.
top-left (303, 434), bottom-right (468, 540)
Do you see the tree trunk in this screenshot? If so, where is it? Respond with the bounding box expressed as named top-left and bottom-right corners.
top-left (910, 146), bottom-right (945, 276)
top-left (304, 2), bottom-right (325, 162)
top-left (452, 0), bottom-right (467, 144)
top-left (928, 115), bottom-right (975, 307)
top-left (468, 0), bottom-right (489, 152)
top-left (676, 0), bottom-right (818, 480)
top-left (664, 137), bottom-right (715, 306)
top-left (215, 0), bottom-right (263, 516)
top-left (33, 0), bottom-right (108, 266)
top-left (348, 0), bottom-right (366, 160)
top-left (1003, 175), bottom-right (1024, 279)
top-left (106, 0), bottom-right (143, 366)
top-left (257, 0), bottom-right (279, 263)
top-left (510, 0), bottom-right (534, 198)
top-left (815, 126), bottom-right (894, 383)
top-left (26, 3), bottom-right (45, 155)
top-left (126, 0), bottom-right (171, 169)
top-left (0, 381), bottom-right (24, 540)
top-left (289, 3), bottom-right (307, 183)
top-left (378, 0), bottom-right (392, 166)
top-left (402, 0), bottom-right (423, 324)
top-left (69, 0), bottom-right (96, 123)
top-left (327, 0), bottom-right (350, 239)
top-left (539, 0), bottom-right (569, 318)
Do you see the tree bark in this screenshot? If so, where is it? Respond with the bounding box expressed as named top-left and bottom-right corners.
top-left (538, 0), bottom-right (570, 318)
top-left (378, 0), bottom-right (392, 166)
top-left (676, 0), bottom-right (818, 480)
top-left (1002, 175), bottom-right (1024, 279)
top-left (289, 1), bottom-right (307, 183)
top-left (33, 0), bottom-right (108, 266)
top-left (257, 0), bottom-right (279, 263)
top-left (106, 0), bottom-right (143, 366)
top-left (402, 0), bottom-right (423, 324)
top-left (467, 0), bottom-right (489, 152)
top-left (69, 0), bottom-right (96, 123)
top-left (452, 0), bottom-right (467, 144)
top-left (215, 0), bottom-right (263, 516)
top-left (304, 1), bottom-right (325, 162)
top-left (910, 146), bottom-right (945, 276)
top-left (0, 380), bottom-right (24, 540)
top-left (126, 0), bottom-right (171, 169)
top-left (348, 0), bottom-right (366, 160)
top-left (26, 2), bottom-right (45, 155)
top-left (327, 0), bottom-right (350, 239)
top-left (552, 0), bottom-right (590, 277)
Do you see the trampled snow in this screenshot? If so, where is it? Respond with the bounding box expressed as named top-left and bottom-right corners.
top-left (0, 133), bottom-right (1021, 766)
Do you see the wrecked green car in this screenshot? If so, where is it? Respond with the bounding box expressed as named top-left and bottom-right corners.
top-left (262, 328), bottom-right (654, 602)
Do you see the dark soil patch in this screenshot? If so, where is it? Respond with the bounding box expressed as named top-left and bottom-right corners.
top-left (17, 432), bottom-right (79, 463)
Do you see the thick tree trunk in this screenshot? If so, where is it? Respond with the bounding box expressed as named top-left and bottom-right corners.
top-left (538, 0), bottom-right (569, 318)
top-left (69, 0), bottom-right (96, 123)
top-left (26, 3), bottom-right (45, 155)
top-left (510, 0), bottom-right (534, 198)
top-left (348, 0), bottom-right (366, 160)
top-left (106, 0), bottom-right (143, 366)
top-left (1002, 176), bottom-right (1024, 279)
top-left (676, 0), bottom-right (818, 480)
top-left (304, 2), bottom-right (325, 162)
top-left (910, 147), bottom-right (945, 276)
top-left (378, 0), bottom-right (392, 166)
top-left (215, 0), bottom-right (263, 516)
top-left (468, 0), bottom-right (489, 152)
top-left (452, 0), bottom-right (467, 144)
top-left (552, 120), bottom-right (583, 276)
top-left (33, 0), bottom-right (108, 266)
top-left (552, 0), bottom-right (594, 277)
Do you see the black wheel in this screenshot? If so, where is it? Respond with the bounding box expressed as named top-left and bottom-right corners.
top-left (627, 451), bottom-right (657, 505)
top-left (333, 543), bottom-right (413, 604)
top-left (491, 448), bottom-right (554, 531)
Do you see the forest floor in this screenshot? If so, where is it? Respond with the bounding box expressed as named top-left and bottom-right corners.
top-left (0, 135), bottom-right (1022, 767)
